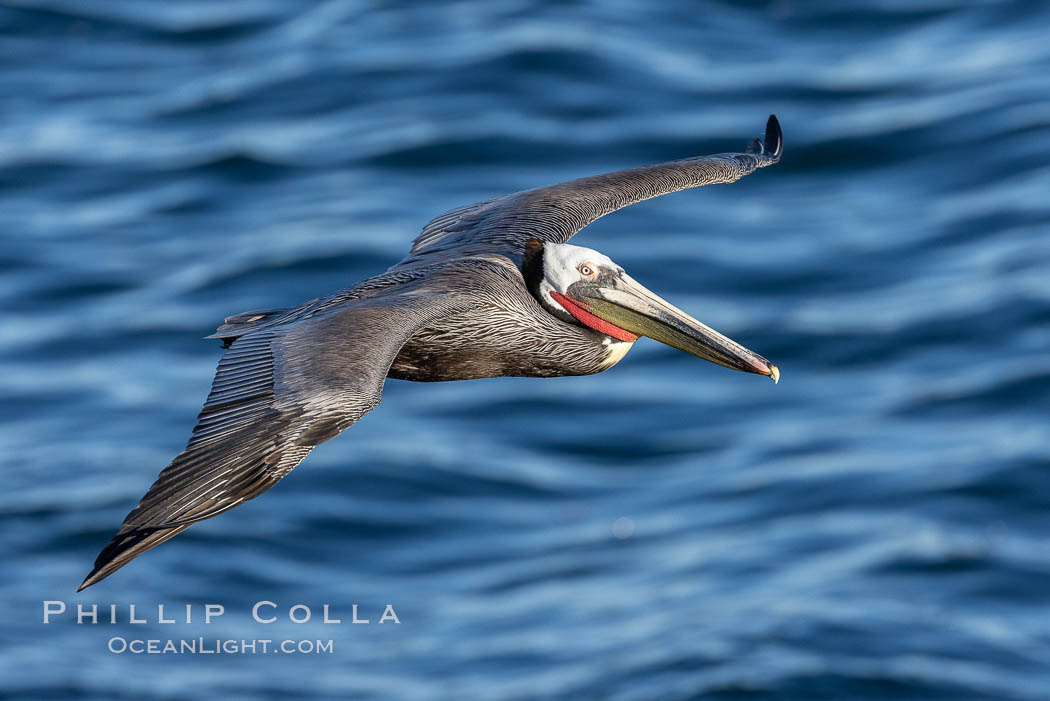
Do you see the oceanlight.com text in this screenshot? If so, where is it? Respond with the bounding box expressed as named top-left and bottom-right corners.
top-left (107, 637), bottom-right (334, 655)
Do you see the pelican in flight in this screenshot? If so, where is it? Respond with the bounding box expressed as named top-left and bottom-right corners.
top-left (80, 115), bottom-right (783, 590)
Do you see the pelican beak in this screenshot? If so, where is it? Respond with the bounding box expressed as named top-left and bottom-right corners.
top-left (570, 272), bottom-right (779, 382)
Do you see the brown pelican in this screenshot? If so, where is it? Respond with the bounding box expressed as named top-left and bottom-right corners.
top-left (79, 115), bottom-right (783, 590)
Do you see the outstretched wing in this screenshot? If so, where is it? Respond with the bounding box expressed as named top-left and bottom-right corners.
top-left (79, 263), bottom-right (500, 590)
top-left (401, 115), bottom-right (782, 263)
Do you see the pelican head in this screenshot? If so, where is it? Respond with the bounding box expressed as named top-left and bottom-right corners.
top-left (523, 239), bottom-right (779, 382)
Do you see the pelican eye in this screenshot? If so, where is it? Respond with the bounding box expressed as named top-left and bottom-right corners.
top-left (578, 264), bottom-right (598, 278)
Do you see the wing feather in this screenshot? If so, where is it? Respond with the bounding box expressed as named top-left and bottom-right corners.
top-left (403, 115), bottom-right (782, 262)
top-left (79, 262), bottom-right (506, 590)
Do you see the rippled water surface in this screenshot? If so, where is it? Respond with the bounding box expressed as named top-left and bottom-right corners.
top-left (3, 1), bottom-right (1050, 698)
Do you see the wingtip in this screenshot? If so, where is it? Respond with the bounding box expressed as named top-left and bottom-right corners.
top-left (745, 114), bottom-right (782, 162)
top-left (765, 114), bottom-right (783, 161)
top-left (76, 524), bottom-right (194, 593)
top-left (76, 571), bottom-right (98, 592)
top-left (77, 558), bottom-right (113, 591)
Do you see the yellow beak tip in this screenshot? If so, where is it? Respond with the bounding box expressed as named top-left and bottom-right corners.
top-left (769, 364), bottom-right (780, 384)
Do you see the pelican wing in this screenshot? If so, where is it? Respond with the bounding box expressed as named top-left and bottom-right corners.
top-left (404, 115), bottom-right (782, 262)
top-left (79, 262), bottom-right (503, 590)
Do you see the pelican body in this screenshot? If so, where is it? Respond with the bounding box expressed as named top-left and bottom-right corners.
top-left (80, 115), bottom-right (783, 590)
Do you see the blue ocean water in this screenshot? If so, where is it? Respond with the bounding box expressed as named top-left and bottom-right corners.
top-left (2, 0), bottom-right (1049, 698)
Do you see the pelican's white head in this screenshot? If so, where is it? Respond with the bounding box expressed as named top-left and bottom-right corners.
top-left (539, 242), bottom-right (619, 302)
top-left (520, 238), bottom-right (780, 382)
